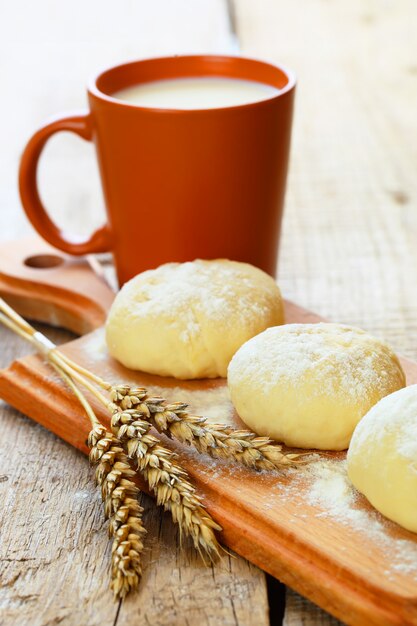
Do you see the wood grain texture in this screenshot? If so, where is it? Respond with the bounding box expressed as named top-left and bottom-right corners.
top-left (2, 300), bottom-right (417, 626)
top-left (234, 0), bottom-right (417, 350)
top-left (284, 591), bottom-right (341, 626)
top-left (233, 0), bottom-right (417, 622)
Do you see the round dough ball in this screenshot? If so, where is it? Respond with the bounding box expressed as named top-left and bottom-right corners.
top-left (227, 323), bottom-right (405, 450)
top-left (105, 259), bottom-right (283, 379)
top-left (348, 385), bottom-right (417, 532)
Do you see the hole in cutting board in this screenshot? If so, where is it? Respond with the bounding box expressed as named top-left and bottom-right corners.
top-left (24, 254), bottom-right (64, 269)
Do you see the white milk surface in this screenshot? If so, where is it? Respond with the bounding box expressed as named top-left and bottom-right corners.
top-left (113, 76), bottom-right (280, 109)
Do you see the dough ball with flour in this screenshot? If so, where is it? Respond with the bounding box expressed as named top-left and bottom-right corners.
top-left (227, 323), bottom-right (405, 450)
top-left (106, 259), bottom-right (283, 379)
top-left (348, 385), bottom-right (417, 532)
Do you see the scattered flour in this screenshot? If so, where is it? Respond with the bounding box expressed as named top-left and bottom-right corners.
top-left (105, 259), bottom-right (283, 378)
top-left (116, 260), bottom-right (274, 340)
top-left (150, 384), bottom-right (234, 424)
top-left (73, 330), bottom-right (108, 363)
top-left (296, 458), bottom-right (417, 578)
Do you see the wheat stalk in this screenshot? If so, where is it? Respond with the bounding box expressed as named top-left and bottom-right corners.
top-left (111, 385), bottom-right (303, 471)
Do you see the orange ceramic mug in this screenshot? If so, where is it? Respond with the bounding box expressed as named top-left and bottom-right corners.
top-left (19, 55), bottom-right (296, 285)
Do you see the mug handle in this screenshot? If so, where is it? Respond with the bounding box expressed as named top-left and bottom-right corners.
top-left (18, 112), bottom-right (111, 255)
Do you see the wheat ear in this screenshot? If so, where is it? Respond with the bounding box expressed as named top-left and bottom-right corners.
top-left (110, 406), bottom-right (222, 562)
top-left (111, 385), bottom-right (303, 471)
top-left (58, 369), bottom-right (147, 599)
top-left (88, 423), bottom-right (146, 599)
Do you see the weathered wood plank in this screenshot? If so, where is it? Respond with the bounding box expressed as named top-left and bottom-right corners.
top-left (284, 590), bottom-right (341, 626)
top-left (234, 0), bottom-right (417, 623)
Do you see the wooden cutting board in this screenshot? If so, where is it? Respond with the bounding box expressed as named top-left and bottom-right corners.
top-left (1, 238), bottom-right (417, 626)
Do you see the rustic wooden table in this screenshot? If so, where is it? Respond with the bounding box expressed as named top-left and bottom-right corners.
top-left (0, 1), bottom-right (416, 624)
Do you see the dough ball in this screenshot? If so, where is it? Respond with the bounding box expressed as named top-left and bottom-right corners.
top-left (348, 385), bottom-right (417, 532)
top-left (227, 323), bottom-right (405, 450)
top-left (105, 259), bottom-right (283, 379)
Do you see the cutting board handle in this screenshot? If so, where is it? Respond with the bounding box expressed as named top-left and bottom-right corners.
top-left (0, 236), bottom-right (115, 335)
